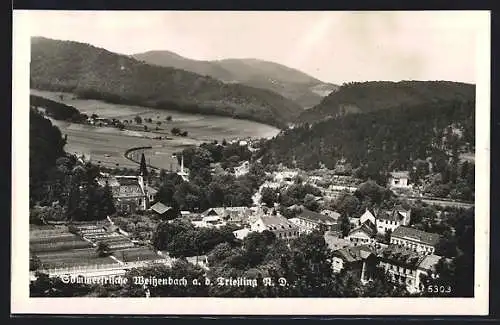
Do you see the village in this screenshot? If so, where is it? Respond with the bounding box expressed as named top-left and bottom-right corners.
top-left (30, 148), bottom-right (470, 296)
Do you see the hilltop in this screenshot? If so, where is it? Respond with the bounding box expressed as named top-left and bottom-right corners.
top-left (132, 51), bottom-right (339, 108)
top-left (297, 81), bottom-right (475, 124)
top-left (30, 37), bottom-right (303, 129)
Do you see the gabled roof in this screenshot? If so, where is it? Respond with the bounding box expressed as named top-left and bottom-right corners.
top-left (349, 220), bottom-right (377, 237)
top-left (389, 171), bottom-right (410, 178)
top-left (296, 208), bottom-right (337, 224)
top-left (260, 215), bottom-right (298, 231)
top-left (151, 202), bottom-right (173, 215)
top-left (379, 245), bottom-right (426, 267)
top-left (333, 245), bottom-right (376, 263)
top-left (145, 185), bottom-right (158, 195)
top-left (417, 254), bottom-right (442, 271)
top-left (360, 209), bottom-right (376, 221)
top-left (392, 226), bottom-right (440, 246)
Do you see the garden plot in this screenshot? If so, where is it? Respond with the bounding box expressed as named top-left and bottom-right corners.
top-left (113, 246), bottom-right (163, 263)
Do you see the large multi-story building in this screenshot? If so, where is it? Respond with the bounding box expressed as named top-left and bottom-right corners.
top-left (376, 207), bottom-right (412, 235)
top-left (289, 207), bottom-right (339, 234)
top-left (390, 226), bottom-right (440, 255)
top-left (251, 213), bottom-right (299, 241)
top-left (98, 175), bottom-right (149, 212)
top-left (378, 245), bottom-right (442, 293)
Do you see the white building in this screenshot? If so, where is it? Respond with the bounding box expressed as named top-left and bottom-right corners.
top-left (233, 228), bottom-right (251, 240)
top-left (289, 207), bottom-right (339, 235)
top-left (388, 171), bottom-right (411, 189)
top-left (376, 207), bottom-right (412, 235)
top-left (251, 214), bottom-right (299, 241)
top-left (379, 245), bottom-right (442, 293)
top-left (390, 226), bottom-right (440, 255)
top-left (346, 221), bottom-right (378, 246)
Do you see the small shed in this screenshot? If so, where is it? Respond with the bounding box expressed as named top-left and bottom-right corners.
top-left (150, 202), bottom-right (177, 219)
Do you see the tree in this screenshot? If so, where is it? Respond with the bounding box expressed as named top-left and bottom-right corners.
top-left (96, 242), bottom-right (111, 257)
top-left (384, 229), bottom-right (392, 244)
top-left (134, 115), bottom-right (142, 124)
top-left (171, 127), bottom-right (181, 136)
top-left (340, 214), bottom-right (351, 238)
top-left (304, 193), bottom-right (320, 212)
top-left (260, 187), bottom-right (279, 207)
top-left (139, 153), bottom-right (149, 177)
top-left (166, 115), bottom-right (172, 121)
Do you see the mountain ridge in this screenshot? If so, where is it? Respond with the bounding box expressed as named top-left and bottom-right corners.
top-left (132, 50), bottom-right (339, 108)
top-left (297, 80), bottom-right (475, 124)
top-left (30, 37), bottom-right (304, 129)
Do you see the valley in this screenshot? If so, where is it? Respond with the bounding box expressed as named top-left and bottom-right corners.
top-left (32, 89), bottom-right (280, 170)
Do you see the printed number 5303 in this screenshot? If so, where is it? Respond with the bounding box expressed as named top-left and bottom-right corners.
top-left (427, 285), bottom-right (452, 294)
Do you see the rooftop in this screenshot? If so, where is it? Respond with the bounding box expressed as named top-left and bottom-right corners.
top-left (334, 245), bottom-right (376, 263)
top-left (418, 254), bottom-right (443, 271)
top-left (389, 171), bottom-right (410, 178)
top-left (260, 215), bottom-right (298, 231)
top-left (349, 220), bottom-right (377, 237)
top-left (379, 245), bottom-right (427, 268)
top-left (150, 202), bottom-right (173, 215)
top-left (392, 226), bottom-right (440, 246)
top-left (296, 208), bottom-right (337, 224)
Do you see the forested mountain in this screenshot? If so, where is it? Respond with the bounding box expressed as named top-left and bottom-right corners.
top-left (30, 37), bottom-right (303, 128)
top-left (297, 81), bottom-right (475, 124)
top-left (133, 51), bottom-right (339, 108)
top-left (259, 98), bottom-right (475, 187)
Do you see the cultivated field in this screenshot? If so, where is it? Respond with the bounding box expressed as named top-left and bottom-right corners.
top-left (30, 226), bottom-right (118, 269)
top-left (114, 247), bottom-right (163, 262)
top-left (31, 89), bottom-right (281, 170)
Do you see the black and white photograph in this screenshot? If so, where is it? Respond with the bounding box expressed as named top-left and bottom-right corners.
top-left (12, 10), bottom-right (490, 315)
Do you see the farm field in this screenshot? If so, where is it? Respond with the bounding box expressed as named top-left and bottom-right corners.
top-left (36, 248), bottom-right (118, 269)
top-left (30, 226), bottom-right (118, 269)
top-left (114, 246), bottom-right (163, 263)
top-left (31, 89), bottom-right (281, 170)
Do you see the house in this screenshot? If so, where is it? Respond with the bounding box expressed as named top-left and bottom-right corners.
top-left (359, 208), bottom-right (376, 225)
top-left (331, 245), bottom-right (377, 283)
top-left (390, 226), bottom-right (440, 255)
top-left (288, 207), bottom-right (339, 234)
top-left (150, 202), bottom-right (177, 219)
top-left (98, 175), bottom-right (148, 212)
top-left (144, 185), bottom-right (158, 206)
top-left (200, 207), bottom-right (252, 224)
top-left (321, 209), bottom-right (341, 221)
top-left (388, 171), bottom-right (411, 189)
top-left (346, 220), bottom-right (378, 246)
top-left (233, 228), bottom-right (251, 240)
top-left (234, 161), bottom-right (250, 177)
top-left (376, 207), bottom-right (411, 235)
top-left (251, 214), bottom-right (299, 241)
top-left (378, 245), bottom-right (442, 293)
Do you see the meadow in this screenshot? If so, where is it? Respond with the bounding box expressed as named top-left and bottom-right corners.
top-left (31, 89), bottom-right (281, 170)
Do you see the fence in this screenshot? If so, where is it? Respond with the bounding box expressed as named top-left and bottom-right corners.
top-left (36, 259), bottom-right (169, 276)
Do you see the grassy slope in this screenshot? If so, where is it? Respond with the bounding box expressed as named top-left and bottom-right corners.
top-left (31, 37), bottom-right (303, 128)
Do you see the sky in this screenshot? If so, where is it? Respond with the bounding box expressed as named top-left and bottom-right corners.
top-left (23, 10), bottom-right (486, 84)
